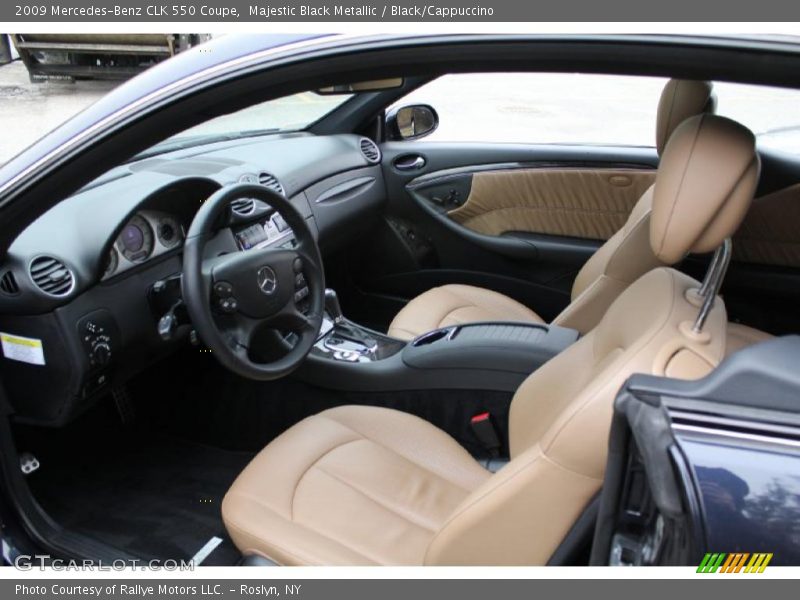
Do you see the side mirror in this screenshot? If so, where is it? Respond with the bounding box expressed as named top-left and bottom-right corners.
top-left (386, 104), bottom-right (439, 141)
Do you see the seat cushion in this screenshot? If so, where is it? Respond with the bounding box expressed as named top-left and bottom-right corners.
top-left (222, 405), bottom-right (491, 565)
top-left (387, 284), bottom-right (544, 341)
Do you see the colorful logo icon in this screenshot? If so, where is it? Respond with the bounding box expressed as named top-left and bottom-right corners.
top-left (697, 553), bottom-right (773, 573)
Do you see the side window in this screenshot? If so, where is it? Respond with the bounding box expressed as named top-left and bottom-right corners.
top-left (390, 73), bottom-right (668, 147)
top-left (713, 82), bottom-right (800, 156)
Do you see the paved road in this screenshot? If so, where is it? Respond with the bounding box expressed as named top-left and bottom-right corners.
top-left (0, 61), bottom-right (117, 163)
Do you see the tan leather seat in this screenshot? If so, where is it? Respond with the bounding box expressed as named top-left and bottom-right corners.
top-left (223, 114), bottom-right (761, 566)
top-left (388, 79), bottom-right (716, 340)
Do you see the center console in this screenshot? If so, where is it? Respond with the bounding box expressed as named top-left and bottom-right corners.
top-left (298, 289), bottom-right (579, 393)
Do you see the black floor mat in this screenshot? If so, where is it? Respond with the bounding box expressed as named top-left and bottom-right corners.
top-left (22, 416), bottom-right (252, 565)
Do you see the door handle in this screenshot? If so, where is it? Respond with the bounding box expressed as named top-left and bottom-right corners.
top-left (394, 155), bottom-right (426, 171)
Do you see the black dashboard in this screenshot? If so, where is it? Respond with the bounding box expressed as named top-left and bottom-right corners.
top-left (0, 132), bottom-right (385, 425)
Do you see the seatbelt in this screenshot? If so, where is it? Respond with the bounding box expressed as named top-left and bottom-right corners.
top-left (469, 412), bottom-right (501, 459)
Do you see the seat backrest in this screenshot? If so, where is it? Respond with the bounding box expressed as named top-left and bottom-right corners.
top-left (553, 79), bottom-right (715, 333)
top-left (424, 114), bottom-right (759, 566)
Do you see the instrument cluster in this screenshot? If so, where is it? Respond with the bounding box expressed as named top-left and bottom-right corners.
top-left (103, 210), bottom-right (185, 280)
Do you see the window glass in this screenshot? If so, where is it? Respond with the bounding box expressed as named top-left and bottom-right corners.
top-left (713, 82), bottom-right (800, 155)
top-left (390, 73), bottom-right (668, 147)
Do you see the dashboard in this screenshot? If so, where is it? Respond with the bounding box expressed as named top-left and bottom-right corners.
top-left (0, 132), bottom-right (385, 426)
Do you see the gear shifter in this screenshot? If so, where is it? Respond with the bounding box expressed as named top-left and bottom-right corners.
top-left (323, 289), bottom-right (377, 352)
top-left (324, 288), bottom-right (345, 325)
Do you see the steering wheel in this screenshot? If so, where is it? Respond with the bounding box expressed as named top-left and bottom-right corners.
top-left (182, 183), bottom-right (325, 381)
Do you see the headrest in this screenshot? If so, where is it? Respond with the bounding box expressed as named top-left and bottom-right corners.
top-left (650, 114), bottom-right (759, 264)
top-left (656, 79), bottom-right (715, 155)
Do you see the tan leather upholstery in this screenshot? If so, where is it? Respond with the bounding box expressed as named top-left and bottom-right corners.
top-left (650, 115), bottom-right (759, 263)
top-left (733, 183), bottom-right (800, 268)
top-left (389, 80), bottom-right (718, 341)
top-left (224, 111), bottom-right (760, 564)
top-left (222, 405), bottom-right (491, 565)
top-left (387, 284), bottom-right (544, 340)
top-left (223, 269), bottom-right (733, 565)
top-left (550, 187), bottom-right (662, 332)
top-left (426, 268), bottom-right (728, 565)
top-left (656, 79), bottom-right (715, 155)
top-left (448, 169), bottom-right (656, 239)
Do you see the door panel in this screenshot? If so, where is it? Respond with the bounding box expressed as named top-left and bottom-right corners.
top-left (447, 168), bottom-right (654, 240)
top-left (338, 142), bottom-right (659, 328)
top-left (733, 183), bottom-right (800, 268)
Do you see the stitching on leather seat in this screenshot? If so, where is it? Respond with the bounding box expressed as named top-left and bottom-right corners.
top-left (317, 413), bottom-right (477, 493)
top-left (313, 462), bottom-right (441, 533)
top-left (290, 437), bottom-right (361, 520)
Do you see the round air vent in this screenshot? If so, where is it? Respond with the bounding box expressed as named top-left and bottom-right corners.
top-left (29, 256), bottom-right (74, 296)
top-left (231, 198), bottom-right (256, 216)
top-left (258, 172), bottom-right (285, 196)
top-left (359, 138), bottom-right (381, 164)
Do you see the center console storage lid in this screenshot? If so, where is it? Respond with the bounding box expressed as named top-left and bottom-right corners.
top-left (402, 322), bottom-right (579, 375)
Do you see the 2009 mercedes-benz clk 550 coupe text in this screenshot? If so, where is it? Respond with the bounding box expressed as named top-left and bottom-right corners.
top-left (0, 34), bottom-right (799, 566)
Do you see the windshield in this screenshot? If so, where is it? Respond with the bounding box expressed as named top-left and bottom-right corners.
top-left (167, 91), bottom-right (352, 141)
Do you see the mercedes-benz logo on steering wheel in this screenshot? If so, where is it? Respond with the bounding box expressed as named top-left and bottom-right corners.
top-left (257, 266), bottom-right (278, 295)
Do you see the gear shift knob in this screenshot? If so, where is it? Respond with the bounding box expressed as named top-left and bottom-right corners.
top-left (324, 288), bottom-right (344, 324)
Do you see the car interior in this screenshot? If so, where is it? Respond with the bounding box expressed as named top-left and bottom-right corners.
top-left (1, 41), bottom-right (799, 566)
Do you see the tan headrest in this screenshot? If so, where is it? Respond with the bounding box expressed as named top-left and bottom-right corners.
top-left (656, 79), bottom-right (715, 155)
top-left (650, 114), bottom-right (759, 264)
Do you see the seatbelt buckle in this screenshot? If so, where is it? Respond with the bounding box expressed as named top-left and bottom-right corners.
top-left (470, 412), bottom-right (501, 458)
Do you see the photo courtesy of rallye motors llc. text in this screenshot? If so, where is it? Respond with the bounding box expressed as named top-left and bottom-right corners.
top-left (16, 584), bottom-right (298, 597)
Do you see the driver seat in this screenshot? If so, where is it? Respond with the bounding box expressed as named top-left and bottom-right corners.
top-left (222, 114), bottom-right (759, 565)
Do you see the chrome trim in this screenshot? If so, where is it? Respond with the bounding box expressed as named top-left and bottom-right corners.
top-left (673, 423), bottom-right (800, 450)
top-left (693, 237), bottom-right (732, 333)
top-left (27, 255), bottom-right (76, 298)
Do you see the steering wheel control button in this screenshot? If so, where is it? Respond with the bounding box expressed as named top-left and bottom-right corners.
top-left (217, 297), bottom-right (238, 314)
top-left (256, 266), bottom-right (278, 296)
top-left (293, 257), bottom-right (303, 273)
top-left (213, 281), bottom-right (234, 298)
top-left (294, 287), bottom-right (309, 303)
top-left (295, 273), bottom-right (307, 289)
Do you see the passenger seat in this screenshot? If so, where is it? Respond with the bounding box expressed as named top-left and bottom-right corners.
top-left (388, 79), bottom-right (716, 340)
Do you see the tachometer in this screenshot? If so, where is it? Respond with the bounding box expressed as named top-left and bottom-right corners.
top-left (116, 214), bottom-right (154, 263)
top-left (156, 215), bottom-right (183, 249)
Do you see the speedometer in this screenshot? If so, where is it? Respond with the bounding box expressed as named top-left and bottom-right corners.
top-left (116, 214), bottom-right (154, 263)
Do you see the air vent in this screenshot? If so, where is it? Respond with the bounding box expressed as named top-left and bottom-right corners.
top-left (0, 271), bottom-right (19, 295)
top-left (29, 256), bottom-right (74, 296)
top-left (359, 138), bottom-right (381, 164)
top-left (258, 172), bottom-right (285, 196)
top-left (231, 198), bottom-right (256, 216)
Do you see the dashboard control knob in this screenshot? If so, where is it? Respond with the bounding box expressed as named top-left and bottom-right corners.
top-left (92, 342), bottom-right (111, 366)
top-left (157, 312), bottom-right (177, 341)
